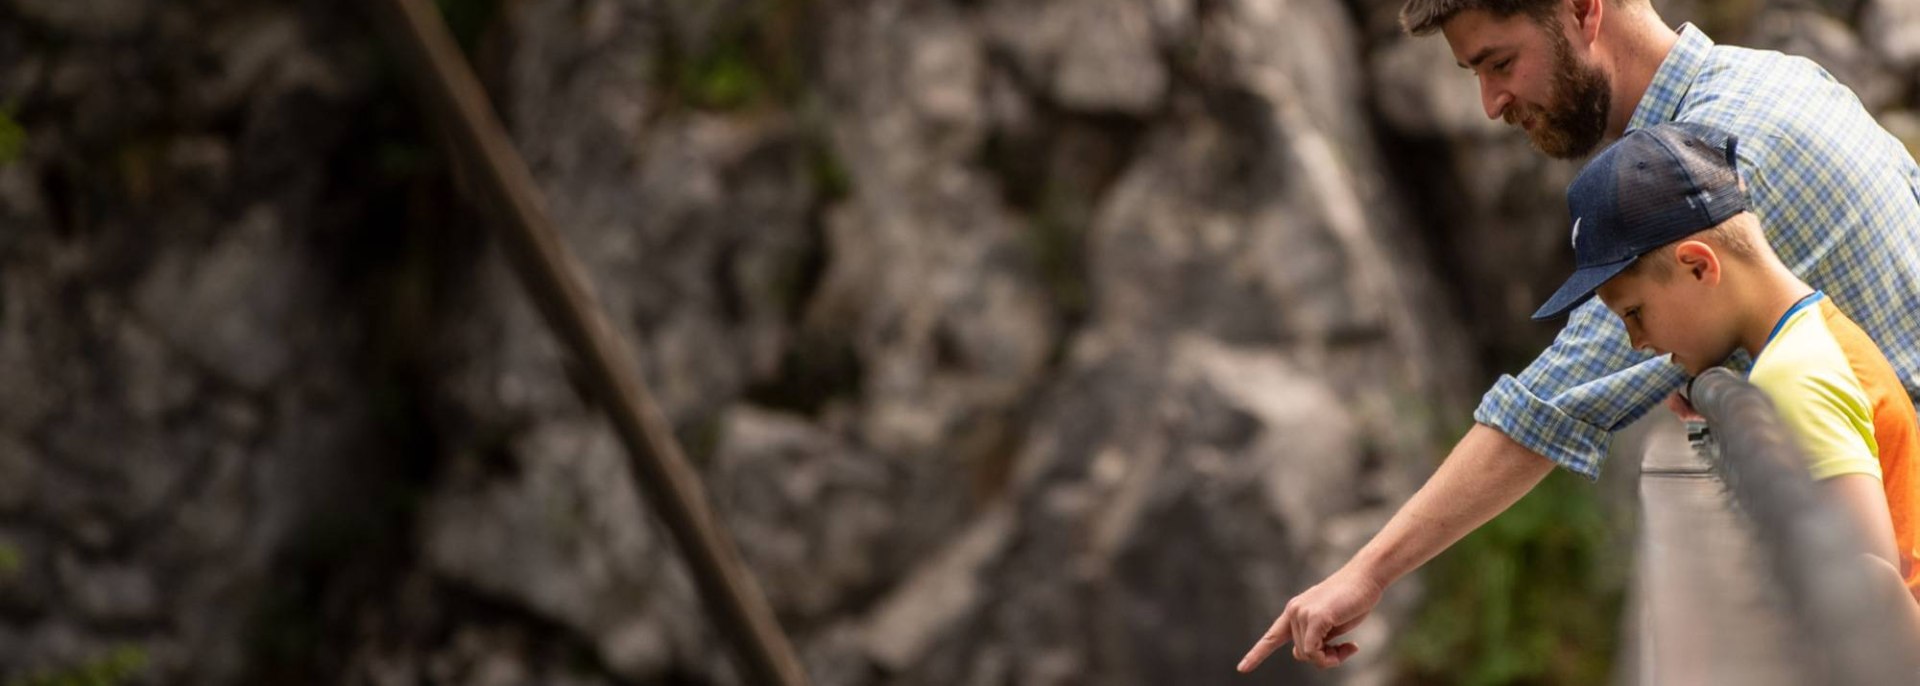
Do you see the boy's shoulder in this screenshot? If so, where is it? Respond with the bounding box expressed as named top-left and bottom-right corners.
top-left (1751, 297), bottom-right (1904, 413)
top-left (1747, 299), bottom-right (1861, 404)
top-left (1751, 297), bottom-right (1834, 370)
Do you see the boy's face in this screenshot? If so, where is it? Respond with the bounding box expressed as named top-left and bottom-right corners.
top-left (1593, 258), bottom-right (1738, 376)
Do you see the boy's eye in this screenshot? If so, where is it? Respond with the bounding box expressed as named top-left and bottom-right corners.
top-left (1625, 307), bottom-right (1642, 321)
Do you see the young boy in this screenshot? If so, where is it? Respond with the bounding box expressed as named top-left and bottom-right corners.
top-left (1532, 122), bottom-right (1920, 616)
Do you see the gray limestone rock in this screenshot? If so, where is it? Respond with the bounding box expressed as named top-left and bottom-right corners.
top-left (1371, 35), bottom-right (1507, 139)
top-left (984, 0), bottom-right (1171, 114)
top-left (1862, 0), bottom-right (1920, 74)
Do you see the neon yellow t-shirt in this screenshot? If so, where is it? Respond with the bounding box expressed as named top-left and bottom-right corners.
top-left (1748, 292), bottom-right (1920, 589)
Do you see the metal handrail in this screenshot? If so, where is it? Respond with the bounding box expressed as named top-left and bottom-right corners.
top-left (1687, 368), bottom-right (1917, 684)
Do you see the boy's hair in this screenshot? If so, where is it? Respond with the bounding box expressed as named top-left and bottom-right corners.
top-left (1399, 0), bottom-right (1643, 36)
top-left (1617, 212), bottom-right (1764, 280)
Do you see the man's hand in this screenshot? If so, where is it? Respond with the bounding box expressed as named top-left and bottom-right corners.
top-left (1234, 424), bottom-right (1555, 675)
top-left (1236, 568), bottom-right (1384, 672)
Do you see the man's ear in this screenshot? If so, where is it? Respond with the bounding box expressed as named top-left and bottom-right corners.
top-left (1673, 241), bottom-right (1721, 285)
top-left (1569, 0), bottom-right (1603, 44)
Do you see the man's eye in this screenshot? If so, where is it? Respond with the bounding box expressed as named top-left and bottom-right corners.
top-left (1494, 58), bottom-right (1512, 72)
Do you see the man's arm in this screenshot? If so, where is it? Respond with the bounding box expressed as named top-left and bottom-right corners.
top-left (1236, 423), bottom-right (1556, 672)
top-left (1236, 295), bottom-right (1679, 672)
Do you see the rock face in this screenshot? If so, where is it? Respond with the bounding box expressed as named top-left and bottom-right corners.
top-left (0, 0), bottom-right (412, 681)
top-left (7, 0), bottom-right (1920, 684)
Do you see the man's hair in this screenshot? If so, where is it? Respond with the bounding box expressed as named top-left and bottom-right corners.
top-left (1618, 212), bottom-right (1765, 281)
top-left (1399, 0), bottom-right (1642, 36)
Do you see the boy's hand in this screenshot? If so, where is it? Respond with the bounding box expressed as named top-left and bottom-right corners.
top-left (1665, 389), bottom-right (1704, 422)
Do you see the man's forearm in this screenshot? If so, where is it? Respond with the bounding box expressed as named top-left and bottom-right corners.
top-left (1341, 423), bottom-right (1557, 588)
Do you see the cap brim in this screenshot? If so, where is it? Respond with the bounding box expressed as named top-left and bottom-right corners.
top-left (1532, 258), bottom-right (1637, 320)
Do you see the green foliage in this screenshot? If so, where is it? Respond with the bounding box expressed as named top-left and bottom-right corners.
top-left (0, 106), bottom-right (24, 165)
top-left (668, 0), bottom-right (809, 111)
top-left (7, 646), bottom-right (147, 686)
top-left (682, 42), bottom-right (769, 111)
top-left (0, 541), bottom-right (19, 577)
top-left (1397, 470), bottom-right (1626, 685)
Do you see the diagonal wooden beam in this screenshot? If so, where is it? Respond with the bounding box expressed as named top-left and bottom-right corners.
top-left (363, 1), bottom-right (810, 683)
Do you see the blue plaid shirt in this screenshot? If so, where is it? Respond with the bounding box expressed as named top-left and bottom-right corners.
top-left (1476, 24), bottom-right (1920, 479)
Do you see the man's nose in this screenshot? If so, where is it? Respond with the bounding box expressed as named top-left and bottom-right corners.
top-left (1480, 78), bottom-right (1510, 120)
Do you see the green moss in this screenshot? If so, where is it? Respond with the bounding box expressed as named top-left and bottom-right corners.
top-left (7, 645), bottom-right (147, 686)
top-left (0, 542), bottom-right (19, 577)
top-left (683, 43), bottom-right (768, 111)
top-left (1397, 470), bottom-right (1626, 685)
top-left (0, 108), bottom-right (21, 165)
top-left (667, 0), bottom-right (812, 111)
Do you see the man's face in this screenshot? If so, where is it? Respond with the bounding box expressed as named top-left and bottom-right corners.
top-left (1442, 10), bottom-right (1612, 159)
top-left (1594, 265), bottom-right (1734, 376)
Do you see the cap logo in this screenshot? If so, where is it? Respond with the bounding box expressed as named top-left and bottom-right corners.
top-left (1571, 217), bottom-right (1582, 249)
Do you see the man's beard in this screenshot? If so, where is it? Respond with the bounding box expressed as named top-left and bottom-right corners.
top-left (1506, 31), bottom-right (1611, 159)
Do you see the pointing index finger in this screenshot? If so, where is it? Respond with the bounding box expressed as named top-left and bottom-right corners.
top-left (1236, 608), bottom-right (1296, 673)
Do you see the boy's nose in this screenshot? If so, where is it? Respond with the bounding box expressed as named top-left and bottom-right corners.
top-left (1626, 327), bottom-right (1649, 352)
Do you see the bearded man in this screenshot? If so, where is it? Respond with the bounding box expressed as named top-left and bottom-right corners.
top-left (1237, 0), bottom-right (1920, 673)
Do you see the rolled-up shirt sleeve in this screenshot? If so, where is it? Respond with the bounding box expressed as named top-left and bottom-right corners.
top-left (1473, 298), bottom-right (1689, 479)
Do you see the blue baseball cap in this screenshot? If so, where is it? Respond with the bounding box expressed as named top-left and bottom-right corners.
top-left (1532, 122), bottom-right (1749, 320)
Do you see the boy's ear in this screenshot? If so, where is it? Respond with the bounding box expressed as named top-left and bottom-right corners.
top-left (1673, 241), bottom-right (1721, 284)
